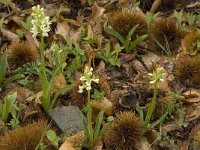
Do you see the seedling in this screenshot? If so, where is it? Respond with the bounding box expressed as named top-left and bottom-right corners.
top-left (96, 43), bottom-right (121, 67)
top-left (136, 67), bottom-right (168, 132)
top-left (0, 50), bottom-right (24, 91)
top-left (104, 23), bottom-right (148, 53)
top-left (30, 5), bottom-right (71, 111)
top-left (0, 92), bottom-right (17, 123)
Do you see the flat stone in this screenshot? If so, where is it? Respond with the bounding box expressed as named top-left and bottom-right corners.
top-left (48, 106), bottom-right (84, 135)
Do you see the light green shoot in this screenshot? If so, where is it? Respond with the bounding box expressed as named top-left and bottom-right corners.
top-left (96, 43), bottom-right (122, 67)
top-left (136, 67), bottom-right (167, 132)
top-left (0, 50), bottom-right (24, 91)
top-left (154, 36), bottom-right (172, 57)
top-left (104, 23), bottom-right (148, 53)
top-left (0, 92), bottom-right (17, 122)
top-left (174, 10), bottom-right (183, 28)
top-left (87, 0), bottom-right (92, 6)
top-left (145, 11), bottom-right (159, 30)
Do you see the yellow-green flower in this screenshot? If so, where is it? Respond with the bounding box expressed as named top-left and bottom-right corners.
top-left (78, 66), bottom-right (99, 93)
top-left (31, 5), bottom-right (51, 37)
top-left (148, 67), bottom-right (165, 84)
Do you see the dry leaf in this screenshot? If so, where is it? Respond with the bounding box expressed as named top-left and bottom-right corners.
top-left (183, 89), bottom-right (200, 103)
top-left (89, 3), bottom-right (105, 25)
top-left (162, 122), bottom-right (182, 132)
top-left (84, 44), bottom-right (97, 67)
top-left (26, 91), bottom-right (43, 104)
top-left (90, 138), bottom-right (103, 150)
top-left (190, 124), bottom-right (200, 139)
top-left (119, 0), bottom-right (128, 4)
top-left (91, 97), bottom-right (113, 117)
top-left (51, 73), bottom-right (66, 94)
top-left (141, 51), bottom-right (161, 70)
top-left (24, 30), bottom-right (38, 50)
top-left (181, 31), bottom-right (200, 55)
top-left (14, 87), bottom-right (33, 102)
top-left (55, 21), bottom-right (70, 39)
top-left (59, 131), bottom-right (85, 150)
top-left (185, 103), bottom-right (200, 121)
top-left (130, 59), bottom-right (147, 73)
top-left (0, 27), bottom-right (19, 42)
top-left (120, 52), bottom-right (136, 62)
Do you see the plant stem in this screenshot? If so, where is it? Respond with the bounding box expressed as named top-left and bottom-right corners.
top-left (39, 36), bottom-right (50, 110)
top-left (40, 36), bottom-right (45, 72)
top-left (87, 90), bottom-right (93, 145)
top-left (144, 83), bottom-right (158, 130)
top-left (35, 120), bottom-right (49, 150)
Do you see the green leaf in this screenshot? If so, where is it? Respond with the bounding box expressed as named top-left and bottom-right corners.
top-left (2, 92), bottom-right (17, 122)
top-left (104, 23), bottom-right (125, 45)
top-left (174, 10), bottom-right (183, 27)
top-left (104, 42), bottom-right (111, 57)
top-left (93, 109), bottom-right (105, 140)
top-left (108, 58), bottom-right (121, 67)
top-left (91, 89), bottom-right (104, 101)
top-left (151, 112), bottom-right (168, 128)
top-left (136, 103), bottom-right (144, 121)
top-left (0, 104), bottom-right (3, 117)
top-left (4, 74), bottom-right (25, 87)
top-left (50, 84), bottom-right (72, 109)
top-left (65, 35), bottom-right (73, 50)
top-left (145, 12), bottom-right (153, 28)
top-left (0, 50), bottom-right (7, 88)
top-left (16, 29), bottom-right (24, 39)
top-left (107, 116), bottom-right (114, 122)
top-left (38, 70), bottom-right (49, 98)
top-left (145, 12), bottom-right (159, 28)
top-left (17, 79), bottom-right (35, 90)
top-left (0, 18), bottom-right (4, 27)
top-left (129, 34), bottom-right (148, 52)
top-left (21, 15), bottom-right (32, 30)
top-left (111, 43), bottom-right (121, 56)
top-left (46, 130), bottom-right (61, 148)
top-left (79, 109), bottom-right (92, 141)
top-left (126, 24), bottom-right (138, 40)
top-left (99, 116), bottom-right (113, 136)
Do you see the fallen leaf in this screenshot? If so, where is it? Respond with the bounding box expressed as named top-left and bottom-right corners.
top-left (51, 73), bottom-right (67, 94)
top-left (162, 122), bottom-right (182, 132)
top-left (183, 89), bottom-right (200, 103)
top-left (141, 51), bottom-right (161, 70)
top-left (91, 97), bottom-right (113, 117)
top-left (185, 103), bottom-right (200, 121)
top-left (55, 21), bottom-right (70, 39)
top-left (26, 91), bottom-right (43, 104)
top-left (14, 87), bottom-right (33, 102)
top-left (59, 131), bottom-right (85, 150)
top-left (90, 138), bottom-right (103, 150)
top-left (0, 27), bottom-right (19, 42)
top-left (89, 3), bottom-right (105, 25)
top-left (120, 52), bottom-right (136, 62)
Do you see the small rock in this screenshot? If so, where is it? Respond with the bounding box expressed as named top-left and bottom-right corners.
top-left (48, 106), bottom-right (85, 135)
top-left (141, 51), bottom-right (161, 70)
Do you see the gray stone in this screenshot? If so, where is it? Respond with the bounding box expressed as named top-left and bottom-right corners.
top-left (48, 106), bottom-right (85, 135)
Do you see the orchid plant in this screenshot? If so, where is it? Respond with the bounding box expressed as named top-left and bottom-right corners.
top-left (78, 66), bottom-right (109, 148)
top-left (136, 67), bottom-right (167, 132)
top-left (31, 5), bottom-right (71, 111)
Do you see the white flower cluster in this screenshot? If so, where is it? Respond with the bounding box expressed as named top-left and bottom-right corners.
top-left (78, 66), bottom-right (99, 93)
top-left (148, 67), bottom-right (165, 84)
top-left (31, 5), bottom-right (51, 37)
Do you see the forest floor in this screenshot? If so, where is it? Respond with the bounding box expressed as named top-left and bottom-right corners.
top-left (0, 0), bottom-right (200, 150)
